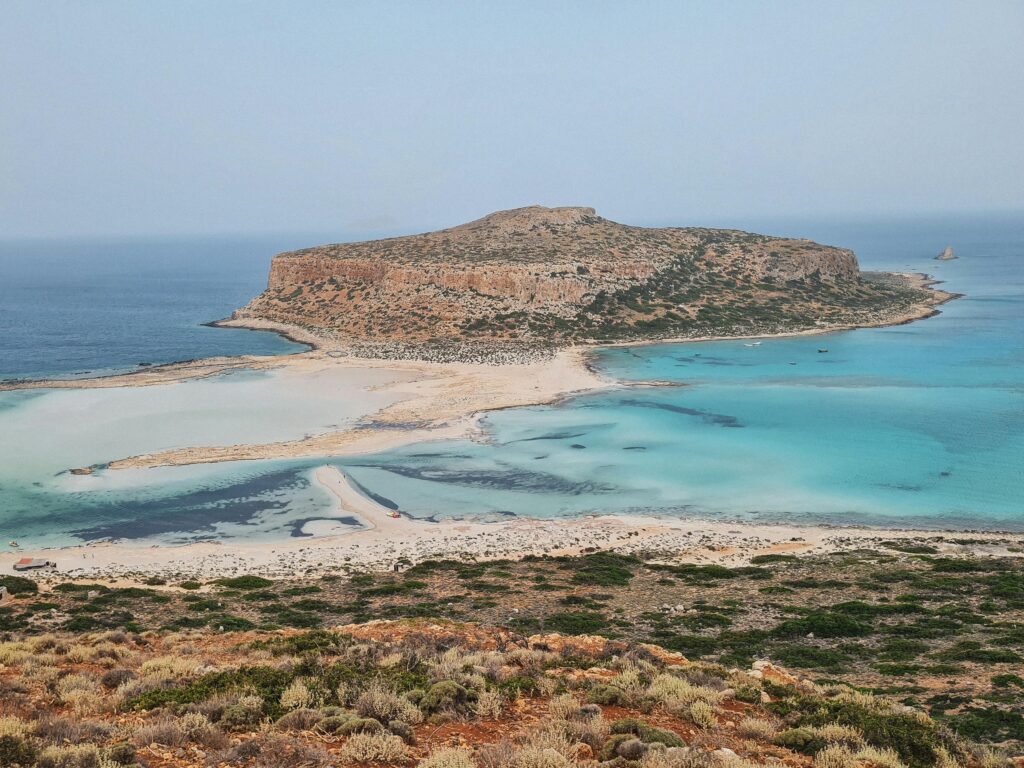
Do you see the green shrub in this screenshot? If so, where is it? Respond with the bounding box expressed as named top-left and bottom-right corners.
top-left (338, 717), bottom-right (384, 735)
top-left (587, 684), bottom-right (626, 705)
top-left (772, 612), bottom-right (871, 639)
top-left (420, 681), bottom-right (474, 713)
top-left (773, 727), bottom-right (828, 755)
top-left (570, 552), bottom-right (639, 587)
top-left (0, 576), bottom-right (38, 595)
top-left (0, 735), bottom-right (36, 768)
top-left (544, 611), bottom-right (608, 635)
top-left (609, 718), bottom-right (684, 747)
top-left (215, 575), bottom-right (274, 590)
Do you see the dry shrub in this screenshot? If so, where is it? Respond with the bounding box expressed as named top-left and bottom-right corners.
top-left (55, 673), bottom-right (104, 715)
top-left (279, 678), bottom-right (313, 710)
top-left (476, 741), bottom-right (517, 768)
top-left (688, 701), bottom-right (717, 729)
top-left (0, 716), bottom-right (31, 738)
top-left (510, 746), bottom-right (573, 768)
top-left (114, 671), bottom-right (174, 704)
top-left (178, 711), bottom-right (230, 749)
top-left (641, 748), bottom-right (710, 768)
top-left (131, 717), bottom-right (187, 747)
top-left (338, 732), bottom-right (410, 764)
top-left (735, 717), bottom-right (778, 741)
top-left (378, 651), bottom-right (405, 667)
top-left (419, 748), bottom-right (477, 768)
top-left (0, 641), bottom-right (31, 666)
top-left (934, 747), bottom-right (963, 768)
top-left (34, 743), bottom-right (103, 768)
top-left (547, 693), bottom-right (580, 721)
top-left (275, 708), bottom-right (324, 732)
top-left (220, 694), bottom-right (265, 731)
top-left (355, 681), bottom-right (422, 724)
top-left (31, 715), bottom-right (109, 746)
top-left (562, 715), bottom-right (610, 751)
top-left (474, 689), bottom-right (504, 719)
top-left (535, 675), bottom-right (560, 698)
top-left (648, 674), bottom-right (723, 713)
top-left (253, 734), bottom-right (331, 768)
top-left (853, 746), bottom-right (907, 768)
top-left (140, 655), bottom-right (201, 678)
top-left (208, 733), bottom-right (330, 768)
top-left (814, 745), bottom-right (856, 768)
top-left (100, 668), bottom-right (134, 690)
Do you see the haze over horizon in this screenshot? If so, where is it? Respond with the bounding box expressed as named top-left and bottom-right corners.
top-left (2, 1), bottom-right (1023, 239)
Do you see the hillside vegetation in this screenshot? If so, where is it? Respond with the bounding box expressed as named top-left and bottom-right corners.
top-left (2, 546), bottom-right (1023, 766)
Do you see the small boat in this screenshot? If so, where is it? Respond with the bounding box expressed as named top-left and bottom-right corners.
top-left (13, 558), bottom-right (56, 571)
top-left (818, 348), bottom-right (828, 353)
top-left (8, 540), bottom-right (18, 548)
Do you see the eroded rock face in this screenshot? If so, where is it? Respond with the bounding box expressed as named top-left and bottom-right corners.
top-left (237, 206), bottom-right (921, 347)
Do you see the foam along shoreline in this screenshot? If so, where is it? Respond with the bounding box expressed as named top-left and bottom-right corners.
top-left (1, 473), bottom-right (1021, 583)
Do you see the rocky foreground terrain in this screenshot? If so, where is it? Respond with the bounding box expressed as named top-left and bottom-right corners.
top-left (2, 546), bottom-right (1022, 766)
top-left (233, 207), bottom-right (945, 353)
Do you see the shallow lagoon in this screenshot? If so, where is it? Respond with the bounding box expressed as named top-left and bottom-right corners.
top-left (341, 214), bottom-right (1024, 530)
top-left (0, 364), bottom-right (413, 546)
top-left (1, 214), bottom-right (1021, 545)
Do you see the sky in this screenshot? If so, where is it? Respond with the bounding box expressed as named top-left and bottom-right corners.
top-left (1, 1), bottom-right (1022, 238)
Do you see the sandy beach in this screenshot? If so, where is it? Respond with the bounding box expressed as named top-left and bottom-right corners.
top-left (0, 269), bottom-right (953, 475)
top-left (0, 272), bottom-right (972, 586)
top-left (3, 461), bottom-right (1022, 585)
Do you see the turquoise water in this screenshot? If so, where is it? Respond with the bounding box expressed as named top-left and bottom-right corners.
top-left (0, 215), bottom-right (1021, 545)
top-left (341, 214), bottom-right (1024, 530)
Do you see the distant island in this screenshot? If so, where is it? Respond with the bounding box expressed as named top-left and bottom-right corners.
top-left (936, 245), bottom-right (957, 260)
top-left (227, 206), bottom-right (952, 358)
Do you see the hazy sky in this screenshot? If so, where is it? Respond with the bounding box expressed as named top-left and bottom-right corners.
top-left (2, 1), bottom-right (1022, 238)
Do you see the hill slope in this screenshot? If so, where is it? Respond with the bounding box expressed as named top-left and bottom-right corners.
top-left (233, 207), bottom-right (942, 350)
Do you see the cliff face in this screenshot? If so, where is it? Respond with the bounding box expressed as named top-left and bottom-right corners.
top-left (236, 206), bottom-right (923, 346)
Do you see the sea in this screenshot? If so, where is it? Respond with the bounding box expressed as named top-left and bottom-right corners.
top-left (1, 214), bottom-right (1021, 548)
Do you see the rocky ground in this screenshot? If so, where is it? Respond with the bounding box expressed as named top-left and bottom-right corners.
top-left (235, 207), bottom-right (951, 350)
top-left (2, 545), bottom-right (1023, 764)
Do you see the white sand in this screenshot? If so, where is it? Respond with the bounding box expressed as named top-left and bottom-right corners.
top-left (3, 463), bottom-right (1021, 584)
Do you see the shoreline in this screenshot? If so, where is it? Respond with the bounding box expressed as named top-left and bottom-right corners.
top-left (0, 271), bottom-right (982, 579)
top-left (0, 271), bottom-right (955, 474)
top-left (3, 463), bottom-right (1022, 583)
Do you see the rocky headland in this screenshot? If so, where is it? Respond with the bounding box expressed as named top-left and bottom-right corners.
top-left (230, 206), bottom-right (953, 358)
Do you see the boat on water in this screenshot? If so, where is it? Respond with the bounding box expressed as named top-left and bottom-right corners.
top-left (818, 348), bottom-right (828, 353)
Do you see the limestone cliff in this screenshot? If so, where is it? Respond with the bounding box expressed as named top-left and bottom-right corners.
top-left (235, 206), bottom-right (933, 347)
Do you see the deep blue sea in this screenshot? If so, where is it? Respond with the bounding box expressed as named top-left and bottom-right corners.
top-left (0, 235), bottom-right (309, 380)
top-left (1, 215), bottom-right (1021, 546)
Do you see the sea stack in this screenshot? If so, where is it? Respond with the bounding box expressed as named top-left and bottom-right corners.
top-left (935, 246), bottom-right (957, 260)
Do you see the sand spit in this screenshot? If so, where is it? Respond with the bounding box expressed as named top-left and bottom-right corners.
top-left (3, 270), bottom-right (954, 474)
top-left (2, 466), bottom-right (1021, 584)
top-left (91, 345), bottom-right (608, 471)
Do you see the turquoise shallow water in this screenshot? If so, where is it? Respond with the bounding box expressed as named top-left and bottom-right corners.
top-left (340, 214), bottom-right (1024, 530)
top-left (0, 214), bottom-right (1021, 545)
